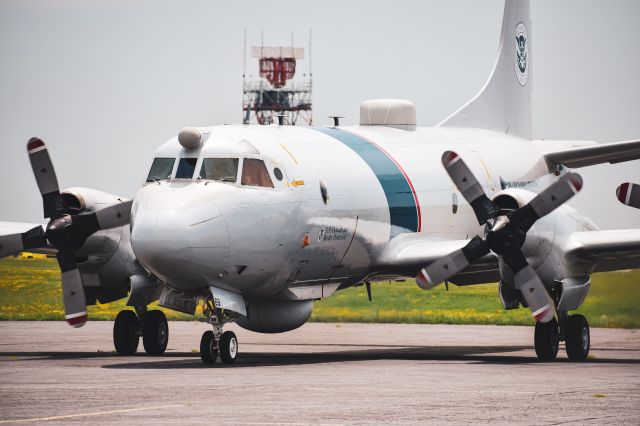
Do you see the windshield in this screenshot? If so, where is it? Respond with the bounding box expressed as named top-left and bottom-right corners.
top-left (199, 158), bottom-right (239, 182)
top-left (146, 158), bottom-right (175, 182)
top-left (175, 158), bottom-right (198, 179)
top-left (241, 159), bottom-right (274, 188)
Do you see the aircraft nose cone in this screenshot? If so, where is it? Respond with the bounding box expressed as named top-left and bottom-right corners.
top-left (131, 187), bottom-right (230, 289)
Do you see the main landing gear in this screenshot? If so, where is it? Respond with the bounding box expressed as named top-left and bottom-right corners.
top-left (199, 299), bottom-right (238, 365)
top-left (534, 312), bottom-right (590, 362)
top-left (113, 308), bottom-right (169, 356)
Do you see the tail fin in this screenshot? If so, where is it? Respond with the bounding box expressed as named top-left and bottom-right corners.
top-left (437, 0), bottom-right (532, 139)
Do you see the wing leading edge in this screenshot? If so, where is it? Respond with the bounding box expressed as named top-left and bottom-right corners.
top-left (564, 229), bottom-right (640, 273)
top-left (376, 228), bottom-right (640, 285)
top-left (374, 234), bottom-right (500, 285)
top-left (543, 139), bottom-right (640, 169)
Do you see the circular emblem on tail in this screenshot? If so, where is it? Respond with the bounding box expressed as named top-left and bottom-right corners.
top-left (514, 22), bottom-right (528, 86)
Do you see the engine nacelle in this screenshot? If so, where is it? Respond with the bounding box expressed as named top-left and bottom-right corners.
top-left (60, 187), bottom-right (127, 265)
top-left (236, 300), bottom-right (313, 333)
top-left (60, 187), bottom-right (142, 305)
top-left (61, 186), bottom-right (128, 213)
top-left (491, 187), bottom-right (598, 283)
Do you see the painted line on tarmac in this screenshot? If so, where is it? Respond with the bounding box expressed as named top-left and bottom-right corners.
top-left (0, 404), bottom-right (185, 424)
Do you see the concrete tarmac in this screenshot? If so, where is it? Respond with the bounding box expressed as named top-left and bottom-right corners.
top-left (0, 321), bottom-right (639, 425)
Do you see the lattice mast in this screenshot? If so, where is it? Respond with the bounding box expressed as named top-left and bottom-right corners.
top-left (242, 30), bottom-right (313, 125)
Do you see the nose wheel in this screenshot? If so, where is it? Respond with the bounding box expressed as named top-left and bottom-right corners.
top-left (200, 300), bottom-right (239, 365)
top-left (220, 331), bottom-right (238, 364)
top-left (534, 313), bottom-right (590, 362)
top-left (200, 329), bottom-right (238, 365)
top-left (200, 330), bottom-right (218, 364)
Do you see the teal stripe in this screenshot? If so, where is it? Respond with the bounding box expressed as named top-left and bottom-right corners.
top-left (316, 128), bottom-right (418, 237)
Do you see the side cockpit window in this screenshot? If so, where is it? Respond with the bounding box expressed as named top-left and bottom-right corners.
top-left (241, 159), bottom-right (274, 188)
top-left (199, 158), bottom-right (239, 182)
top-left (146, 158), bottom-right (175, 182)
top-left (175, 158), bottom-right (198, 179)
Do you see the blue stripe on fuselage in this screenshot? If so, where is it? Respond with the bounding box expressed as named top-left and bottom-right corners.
top-left (315, 127), bottom-right (419, 237)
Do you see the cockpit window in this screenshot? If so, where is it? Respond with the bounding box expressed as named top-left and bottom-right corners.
top-left (199, 158), bottom-right (239, 182)
top-left (241, 159), bottom-right (274, 188)
top-left (175, 158), bottom-right (198, 179)
top-left (146, 158), bottom-right (175, 182)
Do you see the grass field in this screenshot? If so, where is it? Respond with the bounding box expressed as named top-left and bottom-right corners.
top-left (0, 257), bottom-right (638, 327)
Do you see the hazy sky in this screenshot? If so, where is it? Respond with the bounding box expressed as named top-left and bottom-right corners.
top-left (1, 0), bottom-right (639, 228)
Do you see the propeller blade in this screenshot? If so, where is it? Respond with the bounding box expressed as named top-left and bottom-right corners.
top-left (416, 236), bottom-right (489, 289)
top-left (0, 226), bottom-right (47, 258)
top-left (68, 201), bottom-right (133, 242)
top-left (56, 249), bottom-right (87, 327)
top-left (442, 151), bottom-right (499, 225)
top-left (27, 138), bottom-right (64, 218)
top-left (617, 182), bottom-right (640, 209)
top-left (510, 172), bottom-right (583, 232)
top-left (94, 201), bottom-right (133, 229)
top-left (513, 264), bottom-right (555, 323)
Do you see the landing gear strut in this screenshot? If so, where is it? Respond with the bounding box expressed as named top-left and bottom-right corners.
top-left (113, 308), bottom-right (169, 356)
top-left (200, 300), bottom-right (238, 365)
top-left (534, 312), bottom-right (590, 362)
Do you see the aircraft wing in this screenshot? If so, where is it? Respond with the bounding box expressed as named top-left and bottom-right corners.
top-left (543, 139), bottom-right (640, 169)
top-left (565, 229), bottom-right (640, 272)
top-left (374, 234), bottom-right (500, 285)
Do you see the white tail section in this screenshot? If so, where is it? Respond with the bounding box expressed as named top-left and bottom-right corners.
top-left (438, 0), bottom-right (532, 139)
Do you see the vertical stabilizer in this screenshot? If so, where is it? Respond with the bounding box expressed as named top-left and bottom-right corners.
top-left (438, 0), bottom-right (532, 139)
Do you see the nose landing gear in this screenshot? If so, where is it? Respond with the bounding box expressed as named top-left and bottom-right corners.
top-left (200, 300), bottom-right (238, 365)
top-left (534, 311), bottom-right (590, 362)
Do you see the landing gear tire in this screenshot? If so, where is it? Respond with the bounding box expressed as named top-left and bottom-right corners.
top-left (200, 330), bottom-right (218, 364)
top-left (535, 318), bottom-right (559, 362)
top-left (219, 331), bottom-right (238, 364)
top-left (142, 310), bottom-right (169, 355)
top-left (566, 314), bottom-right (590, 361)
top-left (114, 310), bottom-right (139, 355)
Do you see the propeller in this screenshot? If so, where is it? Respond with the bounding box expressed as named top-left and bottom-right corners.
top-left (616, 182), bottom-right (640, 209)
top-left (416, 151), bottom-right (583, 323)
top-left (0, 138), bottom-right (132, 327)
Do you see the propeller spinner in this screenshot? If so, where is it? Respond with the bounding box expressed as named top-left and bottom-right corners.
top-left (416, 151), bottom-right (583, 323)
top-left (0, 138), bottom-right (132, 327)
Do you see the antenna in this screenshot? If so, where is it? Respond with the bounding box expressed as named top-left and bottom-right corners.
top-left (243, 29), bottom-right (247, 78)
top-left (309, 28), bottom-right (313, 78)
top-left (242, 29), bottom-right (248, 124)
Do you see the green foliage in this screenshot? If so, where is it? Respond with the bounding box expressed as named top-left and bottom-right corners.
top-left (312, 272), bottom-right (640, 328)
top-left (0, 257), bottom-right (191, 321)
top-left (1, 257), bottom-right (638, 327)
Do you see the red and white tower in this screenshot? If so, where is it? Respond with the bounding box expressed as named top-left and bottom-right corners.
top-left (242, 31), bottom-right (312, 126)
